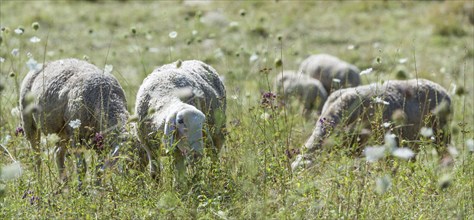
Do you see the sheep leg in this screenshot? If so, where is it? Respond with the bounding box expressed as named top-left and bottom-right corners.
top-left (23, 114), bottom-right (42, 177)
top-left (55, 145), bottom-right (67, 182)
top-left (142, 144), bottom-right (160, 180)
top-left (75, 151), bottom-right (87, 190)
top-left (173, 148), bottom-right (186, 184)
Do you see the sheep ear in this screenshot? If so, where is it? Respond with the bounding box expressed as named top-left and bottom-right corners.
top-left (164, 113), bottom-right (176, 152)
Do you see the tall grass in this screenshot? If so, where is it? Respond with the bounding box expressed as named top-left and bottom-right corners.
top-left (1, 0), bottom-right (473, 219)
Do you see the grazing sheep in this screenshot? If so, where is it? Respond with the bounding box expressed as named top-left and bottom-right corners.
top-left (20, 58), bottom-right (129, 185)
top-left (298, 54), bottom-right (361, 93)
top-left (293, 79), bottom-right (451, 170)
top-left (135, 60), bottom-right (226, 180)
top-left (274, 70), bottom-right (328, 116)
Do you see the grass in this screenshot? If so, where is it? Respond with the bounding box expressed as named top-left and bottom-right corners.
top-left (1, 0), bottom-right (473, 219)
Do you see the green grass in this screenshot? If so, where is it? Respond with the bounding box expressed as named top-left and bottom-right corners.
top-left (1, 0), bottom-right (473, 219)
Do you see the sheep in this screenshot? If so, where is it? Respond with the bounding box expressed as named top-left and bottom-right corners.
top-left (298, 54), bottom-right (361, 93)
top-left (135, 59), bottom-right (226, 180)
top-left (292, 79), bottom-right (451, 170)
top-left (20, 58), bottom-right (129, 186)
top-left (274, 70), bottom-right (328, 117)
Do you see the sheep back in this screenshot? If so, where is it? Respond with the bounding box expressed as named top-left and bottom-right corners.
top-left (20, 58), bottom-right (129, 147)
top-left (135, 60), bottom-right (226, 148)
top-left (298, 54), bottom-right (360, 93)
top-left (305, 79), bottom-right (451, 151)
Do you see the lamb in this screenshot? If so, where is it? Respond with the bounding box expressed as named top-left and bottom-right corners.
top-left (135, 60), bottom-right (226, 180)
top-left (292, 79), bottom-right (451, 170)
top-left (274, 70), bottom-right (328, 116)
top-left (20, 58), bottom-right (129, 185)
top-left (298, 54), bottom-right (361, 93)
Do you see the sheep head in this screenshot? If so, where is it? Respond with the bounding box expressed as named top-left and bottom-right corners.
top-left (164, 106), bottom-right (206, 158)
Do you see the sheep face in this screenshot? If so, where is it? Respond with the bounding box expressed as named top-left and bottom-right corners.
top-left (164, 107), bottom-right (206, 158)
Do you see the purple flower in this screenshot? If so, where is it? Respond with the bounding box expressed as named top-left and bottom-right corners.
top-left (261, 91), bottom-right (277, 108)
top-left (94, 132), bottom-right (104, 149)
top-left (15, 127), bottom-right (24, 136)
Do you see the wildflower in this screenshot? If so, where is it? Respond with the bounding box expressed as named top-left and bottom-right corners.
top-left (359, 68), bottom-right (373, 76)
top-left (14, 28), bottom-right (24, 35)
top-left (69, 119), bottom-right (81, 129)
top-left (467, 139), bottom-right (474, 152)
top-left (0, 57), bottom-right (5, 63)
top-left (26, 58), bottom-right (42, 71)
top-left (364, 146), bottom-right (386, 162)
top-left (261, 91), bottom-right (277, 108)
top-left (104, 64), bottom-right (113, 74)
top-left (398, 58), bottom-right (408, 64)
top-left (11, 48), bottom-right (19, 56)
top-left (168, 31), bottom-right (178, 39)
top-left (11, 107), bottom-right (20, 117)
top-left (260, 112), bottom-right (270, 120)
top-left (0, 161), bottom-right (22, 181)
top-left (382, 122), bottom-right (392, 128)
top-left (392, 147), bottom-right (415, 160)
top-left (94, 132), bottom-right (104, 149)
top-left (29, 36), bottom-right (41, 43)
top-left (384, 133), bottom-right (397, 149)
top-left (249, 53), bottom-right (259, 62)
top-left (332, 78), bottom-right (341, 83)
top-left (420, 127), bottom-right (433, 138)
top-left (46, 134), bottom-right (60, 145)
top-left (375, 175), bottom-right (391, 194)
top-left (15, 127), bottom-right (24, 136)
top-left (192, 30), bottom-right (198, 35)
top-left (347, 44), bottom-right (355, 50)
top-left (373, 96), bottom-right (389, 105)
top-left (447, 145), bottom-right (458, 157)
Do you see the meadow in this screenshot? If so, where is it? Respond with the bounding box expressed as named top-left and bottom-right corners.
top-left (0, 0), bottom-right (473, 219)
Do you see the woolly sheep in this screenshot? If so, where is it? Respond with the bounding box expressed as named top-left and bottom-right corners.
top-left (293, 79), bottom-right (451, 170)
top-left (20, 58), bottom-right (129, 184)
top-left (298, 54), bottom-right (361, 93)
top-left (274, 70), bottom-right (328, 116)
top-left (135, 60), bottom-right (226, 180)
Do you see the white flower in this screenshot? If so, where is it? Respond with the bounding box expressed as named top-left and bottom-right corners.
top-left (249, 53), bottom-right (259, 62)
top-left (398, 58), bottom-right (408, 64)
top-left (467, 139), bottom-right (474, 152)
top-left (26, 58), bottom-right (42, 71)
top-left (447, 146), bottom-right (458, 157)
top-left (364, 146), bottom-right (386, 162)
top-left (392, 147), bottom-right (415, 160)
top-left (420, 127), bottom-right (433, 138)
top-left (376, 175), bottom-right (391, 194)
top-left (374, 97), bottom-right (389, 105)
top-left (260, 112), bottom-right (270, 120)
top-left (332, 78), bottom-right (341, 83)
top-left (382, 122), bottom-right (392, 128)
top-left (11, 48), bottom-right (19, 56)
top-left (347, 44), bottom-right (355, 50)
top-left (69, 119), bottom-right (81, 129)
top-left (192, 30), bottom-right (198, 35)
top-left (30, 36), bottom-right (41, 43)
top-left (10, 107), bottom-right (21, 117)
top-left (0, 161), bottom-right (22, 181)
top-left (46, 133), bottom-right (60, 145)
top-left (168, 31), bottom-right (178, 39)
top-left (104, 64), bottom-right (113, 74)
top-left (230, 95), bottom-right (238, 100)
top-left (0, 57), bottom-right (5, 63)
top-left (384, 133), bottom-right (397, 149)
top-left (229, 21), bottom-right (239, 28)
top-left (360, 68), bottom-right (373, 76)
top-left (14, 28), bottom-right (23, 35)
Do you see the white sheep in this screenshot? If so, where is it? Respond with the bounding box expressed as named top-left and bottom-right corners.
top-left (20, 58), bottom-right (129, 185)
top-left (135, 60), bottom-right (226, 180)
top-left (298, 54), bottom-right (361, 93)
top-left (293, 79), bottom-right (451, 170)
top-left (274, 70), bottom-right (328, 116)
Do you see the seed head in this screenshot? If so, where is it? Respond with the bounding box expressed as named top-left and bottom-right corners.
top-left (31, 22), bottom-right (40, 31)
